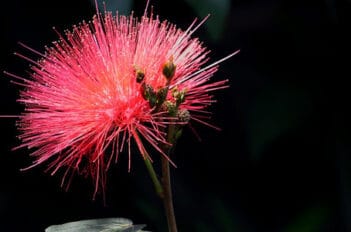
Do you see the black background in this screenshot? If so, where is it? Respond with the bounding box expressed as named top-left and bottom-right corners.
top-left (0, 0), bottom-right (347, 231)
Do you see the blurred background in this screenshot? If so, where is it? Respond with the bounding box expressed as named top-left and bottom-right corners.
top-left (0, 0), bottom-right (346, 231)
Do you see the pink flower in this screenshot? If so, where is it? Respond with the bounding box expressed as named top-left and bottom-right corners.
top-left (6, 5), bottom-right (238, 196)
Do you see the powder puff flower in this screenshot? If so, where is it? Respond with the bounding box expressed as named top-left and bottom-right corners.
top-left (5, 3), bottom-right (238, 196)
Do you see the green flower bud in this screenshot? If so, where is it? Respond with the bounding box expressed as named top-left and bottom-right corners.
top-left (141, 83), bottom-right (157, 107)
top-left (163, 101), bottom-right (177, 116)
top-left (156, 87), bottom-right (168, 107)
top-left (172, 88), bottom-right (186, 106)
top-left (135, 68), bottom-right (145, 83)
top-left (162, 57), bottom-right (176, 80)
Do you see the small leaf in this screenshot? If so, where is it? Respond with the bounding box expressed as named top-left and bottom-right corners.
top-left (45, 218), bottom-right (147, 232)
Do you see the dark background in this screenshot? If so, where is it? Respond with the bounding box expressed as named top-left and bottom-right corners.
top-left (0, 0), bottom-right (347, 231)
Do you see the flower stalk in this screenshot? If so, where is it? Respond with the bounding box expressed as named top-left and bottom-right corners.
top-left (161, 154), bottom-right (177, 232)
top-left (160, 122), bottom-right (178, 232)
top-left (142, 58), bottom-right (180, 231)
top-left (142, 122), bottom-right (179, 232)
top-left (143, 157), bottom-right (164, 198)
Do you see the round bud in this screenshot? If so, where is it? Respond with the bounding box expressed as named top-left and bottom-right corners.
top-left (162, 57), bottom-right (176, 80)
top-left (177, 109), bottom-right (191, 123)
top-left (135, 69), bottom-right (145, 83)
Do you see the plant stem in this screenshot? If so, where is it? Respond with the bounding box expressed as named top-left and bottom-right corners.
top-left (161, 123), bottom-right (178, 232)
top-left (161, 154), bottom-right (178, 232)
top-left (143, 157), bottom-right (164, 198)
top-left (142, 122), bottom-right (178, 232)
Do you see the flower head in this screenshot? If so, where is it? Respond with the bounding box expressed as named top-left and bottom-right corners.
top-left (7, 3), bottom-right (238, 196)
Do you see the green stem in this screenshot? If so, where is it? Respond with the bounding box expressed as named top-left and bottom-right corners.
top-left (141, 122), bottom-right (178, 232)
top-left (161, 155), bottom-right (177, 232)
top-left (143, 157), bottom-right (164, 197)
top-left (161, 123), bottom-right (178, 232)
